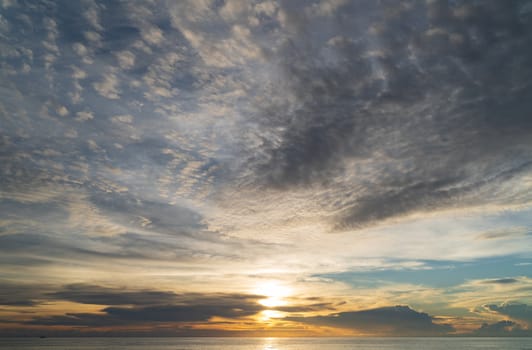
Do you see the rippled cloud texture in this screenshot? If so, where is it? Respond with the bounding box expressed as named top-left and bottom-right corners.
top-left (1, 0), bottom-right (532, 336)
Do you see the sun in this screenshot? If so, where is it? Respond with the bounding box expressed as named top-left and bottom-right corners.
top-left (255, 281), bottom-right (292, 308)
top-left (260, 309), bottom-right (283, 321)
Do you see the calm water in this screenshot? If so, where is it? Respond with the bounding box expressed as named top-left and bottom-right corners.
top-left (0, 337), bottom-right (531, 350)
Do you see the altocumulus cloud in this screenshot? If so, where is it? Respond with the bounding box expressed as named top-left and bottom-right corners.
top-left (237, 0), bottom-right (532, 229)
top-left (2, 0), bottom-right (532, 243)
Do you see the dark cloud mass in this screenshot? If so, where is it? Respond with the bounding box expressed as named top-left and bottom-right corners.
top-left (0, 282), bottom-right (266, 328)
top-left (47, 284), bottom-right (179, 306)
top-left (245, 0), bottom-right (532, 228)
top-left (0, 281), bottom-right (44, 307)
top-left (472, 320), bottom-right (532, 336)
top-left (287, 305), bottom-right (454, 336)
top-left (482, 278), bottom-right (519, 284)
top-left (485, 303), bottom-right (532, 323)
top-left (28, 291), bottom-right (265, 326)
top-left (89, 192), bottom-right (204, 236)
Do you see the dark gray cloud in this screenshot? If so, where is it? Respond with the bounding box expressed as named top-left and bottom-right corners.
top-left (4, 282), bottom-right (341, 330)
top-left (485, 303), bottom-right (532, 323)
top-left (0, 200), bottom-right (68, 226)
top-left (0, 230), bottom-right (226, 265)
top-left (89, 192), bottom-right (205, 236)
top-left (471, 320), bottom-right (532, 336)
top-left (27, 292), bottom-right (264, 326)
top-left (240, 0), bottom-right (532, 228)
top-left (0, 282), bottom-right (182, 308)
top-left (0, 281), bottom-right (46, 307)
top-left (286, 305), bottom-right (453, 335)
top-left (482, 278), bottom-right (519, 284)
top-left (0, 282), bottom-right (270, 314)
top-left (47, 284), bottom-right (179, 306)
top-left (0, 233), bottom-right (153, 262)
top-left (274, 302), bottom-right (336, 313)
top-left (0, 282), bottom-right (268, 329)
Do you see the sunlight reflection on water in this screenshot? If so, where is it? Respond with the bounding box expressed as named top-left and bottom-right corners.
top-left (0, 337), bottom-right (531, 349)
top-left (261, 337), bottom-right (279, 350)
top-left (263, 345), bottom-right (278, 350)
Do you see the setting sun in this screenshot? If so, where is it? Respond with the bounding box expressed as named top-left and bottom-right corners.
top-left (255, 282), bottom-right (292, 308)
top-left (260, 309), bottom-right (284, 321)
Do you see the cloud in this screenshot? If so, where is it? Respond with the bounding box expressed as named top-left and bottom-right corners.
top-left (471, 320), bottom-right (532, 337)
top-left (232, 0), bottom-right (532, 229)
top-left (274, 303), bottom-right (336, 314)
top-left (47, 284), bottom-right (179, 306)
top-left (0, 281), bottom-right (45, 306)
top-left (477, 227), bottom-right (532, 240)
top-left (286, 305), bottom-right (453, 336)
top-left (1, 0), bottom-right (532, 337)
top-left (88, 191), bottom-right (205, 236)
top-left (484, 303), bottom-right (532, 324)
top-left (75, 110), bottom-right (94, 121)
top-left (0, 229), bottom-right (217, 265)
top-left (93, 72), bottom-right (120, 99)
top-left (115, 51), bottom-right (135, 70)
top-left (482, 278), bottom-right (519, 285)
top-left (27, 292), bottom-right (264, 326)
top-left (6, 0), bottom-right (531, 239)
top-left (140, 25), bottom-right (164, 46)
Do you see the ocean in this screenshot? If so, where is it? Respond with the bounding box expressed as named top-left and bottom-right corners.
top-left (0, 337), bottom-right (531, 350)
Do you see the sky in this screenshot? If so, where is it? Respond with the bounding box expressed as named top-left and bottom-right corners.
top-left (1, 0), bottom-right (532, 337)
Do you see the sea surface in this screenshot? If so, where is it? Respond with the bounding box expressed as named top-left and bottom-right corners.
top-left (0, 337), bottom-right (531, 350)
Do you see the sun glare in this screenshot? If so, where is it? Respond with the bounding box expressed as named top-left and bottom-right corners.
top-left (255, 281), bottom-right (292, 308)
top-left (260, 309), bottom-right (283, 321)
